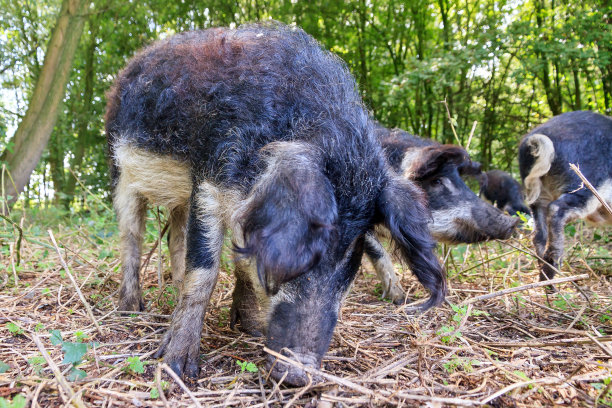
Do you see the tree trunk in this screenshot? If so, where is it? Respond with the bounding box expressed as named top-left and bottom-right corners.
top-left (62, 18), bottom-right (98, 209)
top-left (0, 0), bottom-right (90, 212)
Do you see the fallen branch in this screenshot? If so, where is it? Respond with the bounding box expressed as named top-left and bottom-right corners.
top-left (482, 335), bottom-right (612, 348)
top-left (460, 273), bottom-right (589, 305)
top-left (48, 229), bottom-right (103, 335)
top-left (32, 334), bottom-right (86, 408)
top-left (263, 347), bottom-right (480, 406)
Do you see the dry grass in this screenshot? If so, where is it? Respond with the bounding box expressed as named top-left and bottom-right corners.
top-left (0, 209), bottom-right (610, 407)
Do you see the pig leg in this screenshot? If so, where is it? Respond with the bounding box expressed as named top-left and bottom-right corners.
top-left (168, 205), bottom-right (188, 292)
top-left (230, 257), bottom-right (265, 336)
top-left (364, 232), bottom-right (406, 304)
top-left (115, 175), bottom-right (147, 312)
top-left (530, 203), bottom-right (548, 259)
top-left (155, 186), bottom-right (224, 378)
top-left (541, 192), bottom-right (589, 281)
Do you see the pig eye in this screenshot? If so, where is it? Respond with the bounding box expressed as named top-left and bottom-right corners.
top-left (431, 178), bottom-right (443, 186)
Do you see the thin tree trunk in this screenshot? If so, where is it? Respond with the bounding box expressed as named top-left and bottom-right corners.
top-left (0, 0), bottom-right (90, 212)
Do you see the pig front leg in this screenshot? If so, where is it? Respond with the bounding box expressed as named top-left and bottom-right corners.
top-left (364, 232), bottom-right (406, 304)
top-left (155, 187), bottom-right (224, 378)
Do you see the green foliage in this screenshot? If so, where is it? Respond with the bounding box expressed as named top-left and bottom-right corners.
top-left (47, 330), bottom-right (90, 381)
top-left (61, 342), bottom-right (88, 365)
top-left (437, 325), bottom-right (461, 344)
top-left (0, 394), bottom-right (26, 408)
top-left (49, 329), bottom-right (63, 345)
top-left (593, 377), bottom-right (612, 407)
top-left (0, 361), bottom-right (10, 373)
top-left (236, 360), bottom-right (258, 373)
top-left (149, 380), bottom-right (169, 399)
top-left (28, 355), bottom-right (46, 375)
top-left (443, 357), bottom-right (479, 374)
top-left (552, 294), bottom-right (577, 311)
top-left (5, 323), bottom-right (23, 336)
top-left (438, 303), bottom-right (488, 343)
top-left (126, 356), bottom-right (145, 374)
top-left (1, 0), bottom-right (610, 207)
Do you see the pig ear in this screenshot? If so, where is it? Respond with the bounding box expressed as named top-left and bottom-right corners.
top-left (375, 176), bottom-right (446, 309)
top-left (458, 160), bottom-right (482, 177)
top-left (235, 145), bottom-right (337, 295)
top-left (411, 145), bottom-right (470, 180)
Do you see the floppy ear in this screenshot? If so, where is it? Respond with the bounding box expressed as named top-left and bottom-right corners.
top-left (376, 176), bottom-right (446, 309)
top-left (235, 143), bottom-right (337, 294)
top-left (458, 160), bottom-right (482, 177)
top-left (410, 145), bottom-right (470, 181)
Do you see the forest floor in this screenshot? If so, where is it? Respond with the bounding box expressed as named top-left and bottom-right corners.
top-left (0, 205), bottom-right (610, 407)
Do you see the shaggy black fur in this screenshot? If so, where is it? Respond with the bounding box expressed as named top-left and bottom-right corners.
top-left (479, 170), bottom-right (530, 216)
top-left (107, 22), bottom-right (445, 385)
top-left (519, 110), bottom-right (612, 281)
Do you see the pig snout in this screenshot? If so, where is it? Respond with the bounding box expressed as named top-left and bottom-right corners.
top-left (265, 350), bottom-right (321, 386)
top-left (475, 203), bottom-right (519, 240)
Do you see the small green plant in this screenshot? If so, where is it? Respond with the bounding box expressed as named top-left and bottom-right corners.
top-left (0, 394), bottom-right (26, 408)
top-left (6, 323), bottom-right (23, 336)
top-left (592, 377), bottom-right (612, 407)
top-left (0, 361), bottom-right (10, 373)
top-left (34, 323), bottom-right (45, 332)
top-left (437, 325), bottom-right (461, 344)
top-left (28, 356), bottom-right (46, 375)
top-left (126, 356), bottom-right (145, 374)
top-left (236, 359), bottom-right (258, 373)
top-left (149, 381), bottom-right (169, 399)
top-left (437, 304), bottom-right (488, 344)
top-left (443, 357), bottom-right (478, 374)
top-left (49, 330), bottom-right (89, 381)
top-left (552, 293), bottom-right (577, 311)
top-left (74, 331), bottom-right (88, 343)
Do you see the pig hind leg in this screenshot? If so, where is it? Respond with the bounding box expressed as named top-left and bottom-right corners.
top-left (364, 232), bottom-right (406, 304)
top-left (530, 203), bottom-right (548, 259)
top-left (541, 191), bottom-right (590, 281)
top-left (168, 205), bottom-right (188, 292)
top-left (230, 257), bottom-right (265, 336)
top-left (115, 177), bottom-right (147, 312)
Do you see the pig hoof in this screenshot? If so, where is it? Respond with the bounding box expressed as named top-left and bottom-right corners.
top-left (154, 325), bottom-right (202, 379)
top-left (385, 285), bottom-right (407, 305)
top-left (117, 296), bottom-right (144, 312)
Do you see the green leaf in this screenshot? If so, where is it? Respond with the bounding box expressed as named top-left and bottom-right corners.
top-left (6, 323), bottom-right (23, 335)
top-left (236, 360), bottom-right (246, 372)
top-left (74, 331), bottom-right (88, 343)
top-left (50, 330), bottom-right (63, 346)
top-left (244, 362), bottom-right (258, 373)
top-left (67, 367), bottom-right (87, 382)
top-left (0, 361), bottom-right (9, 373)
top-left (28, 356), bottom-right (45, 366)
top-left (150, 388), bottom-right (160, 399)
top-left (127, 356), bottom-right (145, 374)
top-left (0, 394), bottom-right (26, 408)
top-left (62, 342), bottom-right (88, 365)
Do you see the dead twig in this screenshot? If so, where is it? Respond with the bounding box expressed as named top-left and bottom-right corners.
top-left (569, 163), bottom-right (612, 216)
top-left (460, 274), bottom-right (589, 305)
top-left (160, 363), bottom-right (203, 408)
top-left (32, 334), bottom-right (86, 408)
top-left (48, 229), bottom-right (103, 335)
